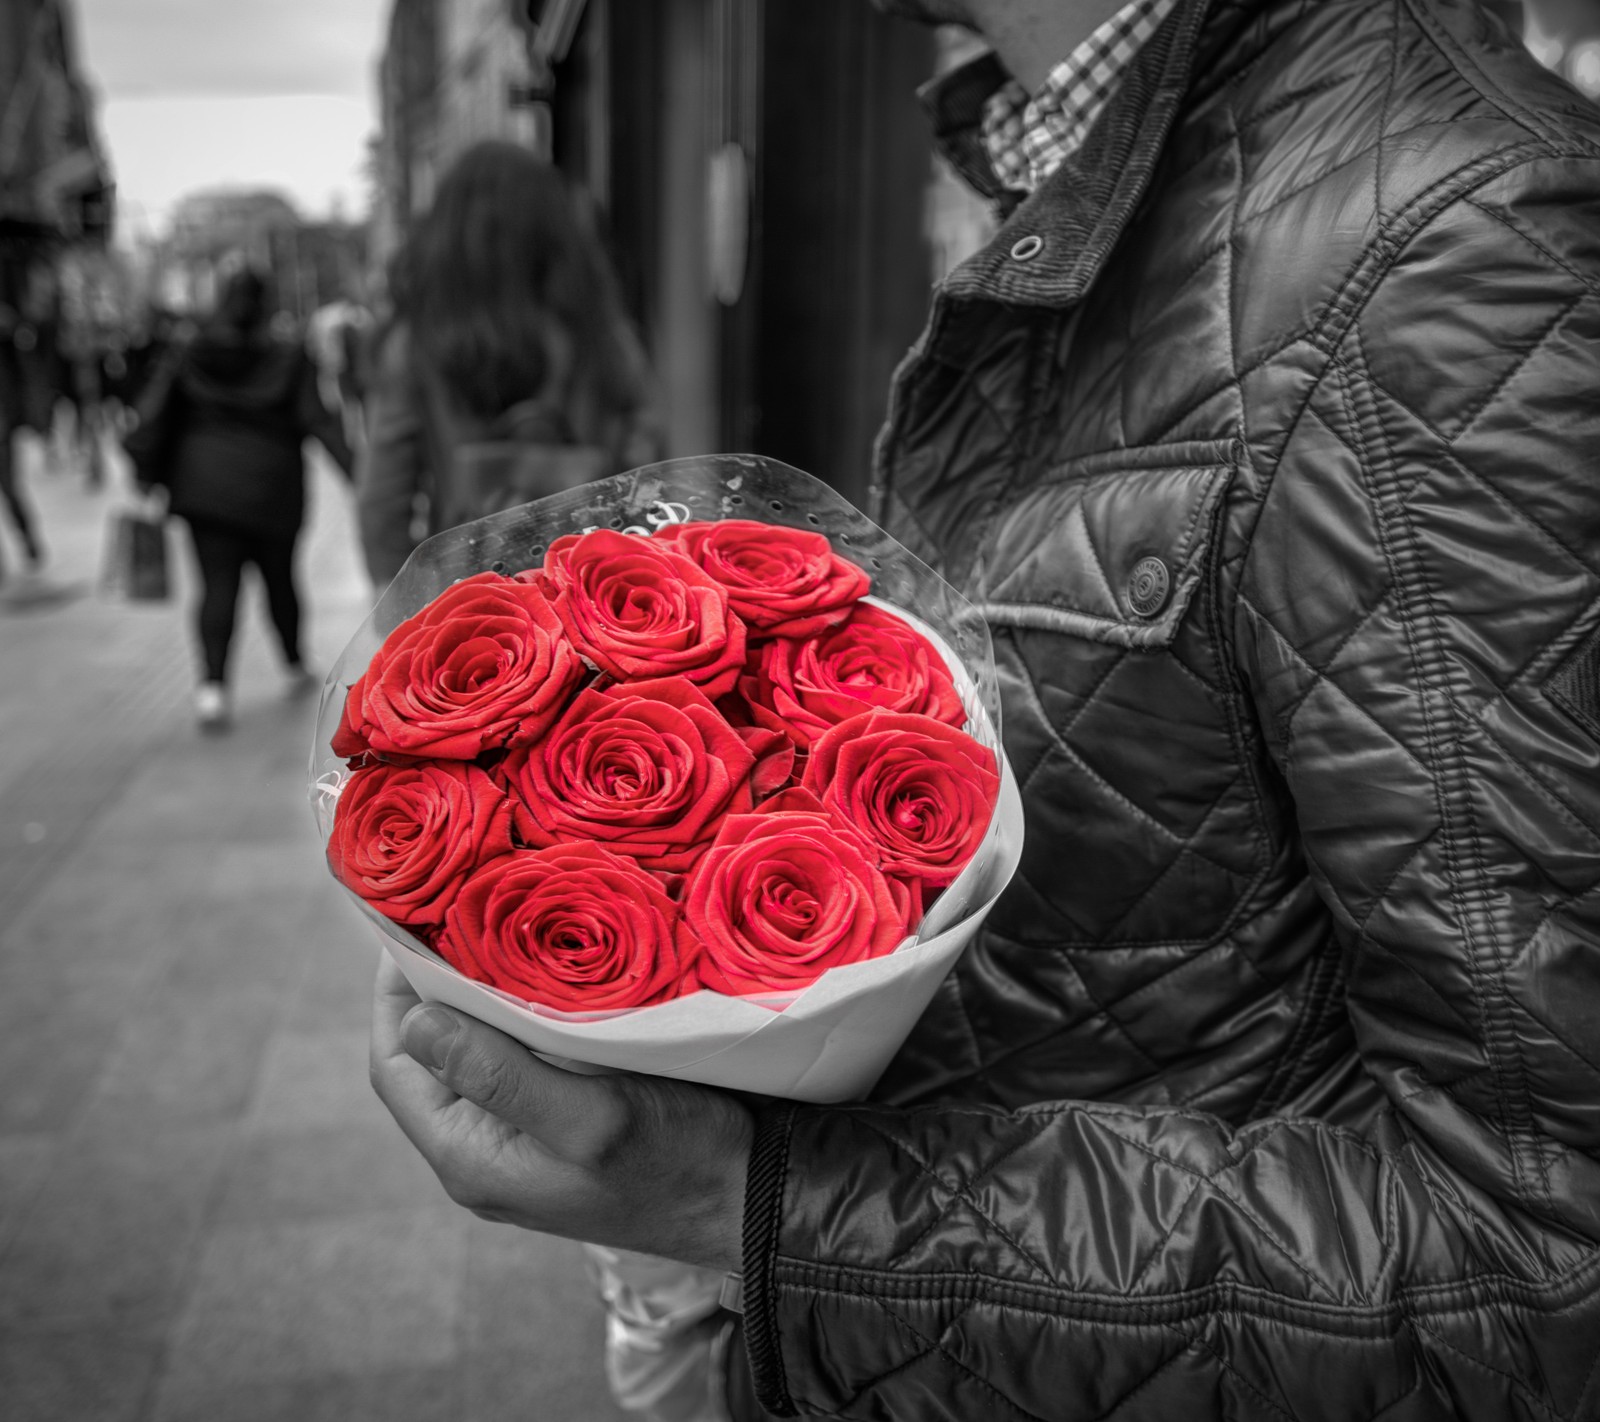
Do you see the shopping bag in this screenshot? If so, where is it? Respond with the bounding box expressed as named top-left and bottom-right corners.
top-left (103, 502), bottom-right (171, 601)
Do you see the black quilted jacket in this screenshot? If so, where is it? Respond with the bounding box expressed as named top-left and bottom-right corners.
top-left (739, 1), bottom-right (1600, 1417)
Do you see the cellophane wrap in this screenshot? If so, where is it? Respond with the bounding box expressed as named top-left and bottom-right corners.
top-left (310, 454), bottom-right (1023, 1103)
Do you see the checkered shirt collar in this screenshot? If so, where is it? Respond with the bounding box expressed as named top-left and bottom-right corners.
top-left (981, 0), bottom-right (1181, 194)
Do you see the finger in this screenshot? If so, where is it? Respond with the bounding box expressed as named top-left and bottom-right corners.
top-left (372, 952), bottom-right (422, 1059)
top-left (369, 953), bottom-right (458, 1133)
top-left (401, 999), bottom-right (627, 1154)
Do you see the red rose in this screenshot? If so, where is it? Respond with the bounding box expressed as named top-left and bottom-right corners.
top-left (738, 601), bottom-right (967, 747)
top-left (715, 693), bottom-right (798, 799)
top-left (682, 809), bottom-right (914, 996)
top-left (802, 710), bottom-right (1000, 891)
top-left (652, 519), bottom-right (869, 639)
top-left (332, 572), bottom-right (584, 761)
top-left (497, 676), bottom-right (757, 873)
top-left (437, 843), bottom-right (689, 1012)
top-left (540, 529), bottom-right (747, 697)
top-left (327, 760), bottom-right (514, 930)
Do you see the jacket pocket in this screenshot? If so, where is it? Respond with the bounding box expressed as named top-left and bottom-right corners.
top-left (970, 439), bottom-right (1237, 649)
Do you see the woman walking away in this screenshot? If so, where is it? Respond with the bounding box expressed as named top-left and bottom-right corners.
top-left (127, 268), bottom-right (352, 732)
top-left (357, 141), bottom-right (659, 589)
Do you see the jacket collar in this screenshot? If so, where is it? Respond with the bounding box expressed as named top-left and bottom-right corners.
top-left (919, 0), bottom-right (1222, 308)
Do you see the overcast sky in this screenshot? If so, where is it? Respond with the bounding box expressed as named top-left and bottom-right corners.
top-left (72, 0), bottom-right (390, 234)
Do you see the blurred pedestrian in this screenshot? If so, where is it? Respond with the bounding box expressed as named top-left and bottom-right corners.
top-left (57, 312), bottom-right (108, 488)
top-left (13, 260), bottom-right (76, 480)
top-left (307, 297), bottom-right (372, 447)
top-left (124, 268), bottom-right (352, 732)
top-left (334, 307), bottom-right (371, 428)
top-left (0, 291), bottom-right (46, 581)
top-left (357, 140), bottom-right (660, 589)
top-left (103, 306), bottom-right (183, 418)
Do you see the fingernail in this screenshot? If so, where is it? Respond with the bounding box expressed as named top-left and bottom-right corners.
top-left (403, 1005), bottom-right (460, 1072)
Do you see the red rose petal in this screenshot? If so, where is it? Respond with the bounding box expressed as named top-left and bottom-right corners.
top-left (802, 709), bottom-right (1000, 890)
top-left (328, 760), bottom-right (514, 929)
top-left (498, 676), bottom-right (757, 873)
top-left (681, 810), bottom-right (913, 996)
top-left (334, 572), bottom-right (584, 761)
top-left (438, 843), bottom-right (689, 1011)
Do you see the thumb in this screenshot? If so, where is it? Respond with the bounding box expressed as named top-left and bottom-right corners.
top-left (400, 1002), bottom-right (624, 1150)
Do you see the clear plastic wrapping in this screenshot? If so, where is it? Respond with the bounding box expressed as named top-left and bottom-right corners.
top-left (310, 455), bottom-right (1023, 1103)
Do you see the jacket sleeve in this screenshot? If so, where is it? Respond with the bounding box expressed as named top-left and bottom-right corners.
top-left (119, 343), bottom-right (187, 489)
top-left (737, 164), bottom-right (1600, 1419)
top-left (354, 327), bottom-right (427, 589)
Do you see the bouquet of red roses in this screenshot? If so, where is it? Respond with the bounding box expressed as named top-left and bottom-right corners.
top-left (310, 456), bottom-right (1021, 1102)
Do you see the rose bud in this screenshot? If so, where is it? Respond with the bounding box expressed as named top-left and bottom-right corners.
top-left (497, 676), bottom-right (757, 874)
top-left (738, 601), bottom-right (967, 747)
top-left (327, 760), bottom-right (514, 931)
top-left (682, 808), bottom-right (914, 996)
top-left (332, 572), bottom-right (584, 761)
top-left (540, 528), bottom-right (747, 697)
top-left (802, 710), bottom-right (1000, 892)
top-left (652, 519), bottom-right (868, 640)
top-left (436, 843), bottom-right (690, 1012)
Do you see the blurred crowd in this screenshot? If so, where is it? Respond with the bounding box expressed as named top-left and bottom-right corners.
top-left (0, 262), bottom-right (374, 572)
top-left (0, 141), bottom-right (656, 739)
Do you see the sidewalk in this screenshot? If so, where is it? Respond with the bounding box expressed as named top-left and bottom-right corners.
top-left (0, 438), bottom-right (627, 1422)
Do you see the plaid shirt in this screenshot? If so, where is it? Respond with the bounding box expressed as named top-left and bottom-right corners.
top-left (981, 0), bottom-right (1181, 193)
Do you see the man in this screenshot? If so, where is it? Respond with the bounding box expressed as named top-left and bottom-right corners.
top-left (371, 0), bottom-right (1600, 1416)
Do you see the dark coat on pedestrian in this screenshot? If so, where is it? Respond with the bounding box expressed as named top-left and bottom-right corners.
top-left (149, 329), bottom-right (352, 540)
top-left (736, 0), bottom-right (1600, 1417)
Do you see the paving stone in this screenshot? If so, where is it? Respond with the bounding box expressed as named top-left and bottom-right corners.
top-left (0, 990), bottom-right (142, 1134)
top-left (150, 893), bottom-right (320, 985)
top-left (242, 1025), bottom-right (387, 1132)
top-left (465, 1343), bottom-right (630, 1422)
top-left (202, 838), bottom-right (333, 899)
top-left (0, 1131), bottom-right (56, 1252)
top-left (147, 1363), bottom-right (459, 1422)
top-left (0, 656), bottom-right (193, 924)
top-left (287, 930), bottom-right (384, 1032)
top-left (462, 1222), bottom-right (604, 1355)
top-left (0, 862), bottom-right (198, 997)
top-left (75, 981), bottom-right (283, 1130)
top-left (212, 1120), bottom-right (445, 1224)
top-left (0, 1121), bottom-right (229, 1327)
top-left (155, 1208), bottom-right (468, 1389)
top-left (0, 1320), bottom-right (166, 1422)
top-left (0, 463), bottom-right (641, 1416)
top-left (461, 1222), bottom-right (628, 1420)
top-left (109, 762), bottom-right (317, 846)
top-left (155, 916), bottom-right (312, 1004)
top-left (8, 876), bottom-right (185, 946)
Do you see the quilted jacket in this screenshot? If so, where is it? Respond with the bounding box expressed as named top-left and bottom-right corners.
top-left (739, 0), bottom-right (1600, 1417)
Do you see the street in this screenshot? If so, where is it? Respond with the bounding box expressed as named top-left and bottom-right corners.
top-left (0, 437), bottom-right (627, 1421)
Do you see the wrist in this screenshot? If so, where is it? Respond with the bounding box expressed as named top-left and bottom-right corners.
top-left (695, 1097), bottom-right (753, 1273)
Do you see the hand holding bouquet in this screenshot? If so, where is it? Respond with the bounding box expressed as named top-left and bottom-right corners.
top-left (311, 457), bottom-right (1022, 1102)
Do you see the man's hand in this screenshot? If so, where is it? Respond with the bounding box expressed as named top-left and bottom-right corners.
top-left (369, 955), bottom-right (753, 1272)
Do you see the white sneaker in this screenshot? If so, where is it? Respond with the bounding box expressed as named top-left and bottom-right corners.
top-left (196, 682), bottom-right (231, 733)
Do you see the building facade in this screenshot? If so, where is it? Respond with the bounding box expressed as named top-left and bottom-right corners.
top-left (0, 0), bottom-right (111, 252)
top-left (371, 0), bottom-right (984, 503)
top-left (0, 0), bottom-right (112, 431)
